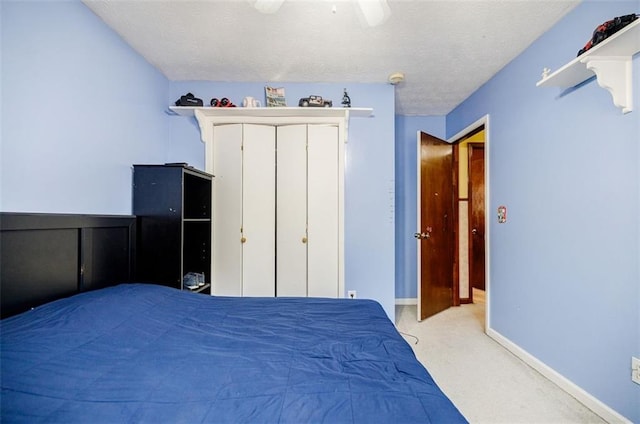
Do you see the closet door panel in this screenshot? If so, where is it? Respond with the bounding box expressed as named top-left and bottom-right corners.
top-left (212, 124), bottom-right (243, 296)
top-left (242, 124), bottom-right (276, 296)
top-left (276, 125), bottom-right (308, 297)
top-left (307, 125), bottom-right (340, 298)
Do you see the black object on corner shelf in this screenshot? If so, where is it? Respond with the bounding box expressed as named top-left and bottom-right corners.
top-left (133, 164), bottom-right (213, 295)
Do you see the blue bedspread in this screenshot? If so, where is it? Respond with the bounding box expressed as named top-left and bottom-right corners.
top-left (1, 284), bottom-right (467, 423)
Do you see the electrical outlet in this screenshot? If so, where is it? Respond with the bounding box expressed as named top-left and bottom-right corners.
top-left (347, 290), bottom-right (356, 299)
top-left (632, 357), bottom-right (640, 385)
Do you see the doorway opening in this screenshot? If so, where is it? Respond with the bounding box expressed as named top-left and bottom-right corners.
top-left (451, 126), bottom-right (485, 304)
top-left (448, 116), bottom-right (490, 329)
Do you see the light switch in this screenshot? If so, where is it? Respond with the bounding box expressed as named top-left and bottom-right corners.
top-left (498, 205), bottom-right (507, 223)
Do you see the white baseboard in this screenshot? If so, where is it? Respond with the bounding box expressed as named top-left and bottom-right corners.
top-left (486, 327), bottom-right (632, 424)
top-left (395, 298), bottom-right (417, 306)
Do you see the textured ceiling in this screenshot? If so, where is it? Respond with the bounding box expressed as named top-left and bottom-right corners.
top-left (82, 0), bottom-right (580, 115)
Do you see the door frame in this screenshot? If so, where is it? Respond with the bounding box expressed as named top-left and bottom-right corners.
top-left (448, 115), bottom-right (490, 330)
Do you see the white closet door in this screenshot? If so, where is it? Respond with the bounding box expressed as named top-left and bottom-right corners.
top-left (212, 124), bottom-right (243, 296)
top-left (276, 125), bottom-right (308, 297)
top-left (307, 125), bottom-right (340, 298)
top-left (242, 124), bottom-right (276, 296)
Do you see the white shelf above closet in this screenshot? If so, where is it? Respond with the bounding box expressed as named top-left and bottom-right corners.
top-left (169, 106), bottom-right (373, 143)
top-left (169, 106), bottom-right (373, 118)
top-left (536, 19), bottom-right (640, 114)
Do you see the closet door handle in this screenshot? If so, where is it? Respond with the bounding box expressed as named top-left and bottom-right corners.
top-left (241, 237), bottom-right (247, 243)
top-left (302, 236), bottom-right (308, 244)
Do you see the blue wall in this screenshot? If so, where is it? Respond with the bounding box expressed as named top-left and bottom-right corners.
top-left (446, 2), bottom-right (639, 421)
top-left (1, 0), bottom-right (169, 214)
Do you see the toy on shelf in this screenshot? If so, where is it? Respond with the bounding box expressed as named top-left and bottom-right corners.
top-left (341, 89), bottom-right (351, 108)
top-left (210, 97), bottom-right (236, 107)
top-left (298, 95), bottom-right (332, 107)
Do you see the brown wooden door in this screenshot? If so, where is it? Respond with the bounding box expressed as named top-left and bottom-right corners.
top-left (468, 143), bottom-right (485, 291)
top-left (417, 131), bottom-right (455, 320)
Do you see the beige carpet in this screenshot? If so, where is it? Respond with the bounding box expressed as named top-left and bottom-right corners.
top-left (395, 291), bottom-right (606, 424)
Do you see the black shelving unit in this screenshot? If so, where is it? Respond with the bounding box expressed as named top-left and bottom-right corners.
top-left (133, 164), bottom-right (212, 294)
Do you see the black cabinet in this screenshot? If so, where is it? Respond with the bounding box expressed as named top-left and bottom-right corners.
top-left (133, 164), bottom-right (212, 294)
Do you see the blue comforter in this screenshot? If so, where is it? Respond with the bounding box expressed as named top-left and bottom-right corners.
top-left (1, 284), bottom-right (467, 423)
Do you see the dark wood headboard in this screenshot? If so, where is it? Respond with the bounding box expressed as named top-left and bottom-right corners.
top-left (1, 213), bottom-right (136, 318)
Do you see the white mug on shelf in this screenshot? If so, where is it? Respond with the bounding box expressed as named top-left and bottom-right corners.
top-left (242, 97), bottom-right (261, 108)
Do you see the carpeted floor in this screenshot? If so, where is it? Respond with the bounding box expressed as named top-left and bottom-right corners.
top-left (395, 291), bottom-right (607, 424)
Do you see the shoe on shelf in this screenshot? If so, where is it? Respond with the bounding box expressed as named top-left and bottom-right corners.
top-left (183, 273), bottom-right (200, 290)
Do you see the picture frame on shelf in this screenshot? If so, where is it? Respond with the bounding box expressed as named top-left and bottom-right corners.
top-left (265, 86), bottom-right (286, 107)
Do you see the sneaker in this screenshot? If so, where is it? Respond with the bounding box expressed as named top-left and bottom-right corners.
top-left (183, 273), bottom-right (199, 290)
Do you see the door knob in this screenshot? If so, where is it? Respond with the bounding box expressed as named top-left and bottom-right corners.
top-left (302, 236), bottom-right (308, 244)
top-left (241, 237), bottom-right (247, 243)
top-left (414, 232), bottom-right (431, 239)
top-left (472, 228), bottom-right (478, 235)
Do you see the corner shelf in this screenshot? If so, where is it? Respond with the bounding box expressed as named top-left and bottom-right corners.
top-left (536, 19), bottom-right (640, 114)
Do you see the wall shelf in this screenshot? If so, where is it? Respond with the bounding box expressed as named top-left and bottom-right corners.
top-left (169, 106), bottom-right (373, 143)
top-left (169, 106), bottom-right (373, 118)
top-left (536, 19), bottom-right (640, 114)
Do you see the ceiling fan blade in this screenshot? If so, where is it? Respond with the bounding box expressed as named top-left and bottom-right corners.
top-left (252, 0), bottom-right (285, 14)
top-left (357, 0), bottom-right (390, 27)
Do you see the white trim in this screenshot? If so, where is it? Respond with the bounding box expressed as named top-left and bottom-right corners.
top-left (171, 106), bottom-right (373, 119)
top-left (448, 115), bottom-right (491, 330)
top-left (487, 328), bottom-right (632, 424)
top-left (195, 109), bottom-right (350, 144)
top-left (172, 106), bottom-right (372, 144)
top-left (395, 298), bottom-right (417, 306)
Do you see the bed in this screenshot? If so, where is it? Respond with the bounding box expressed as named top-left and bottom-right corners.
top-left (0, 213), bottom-right (467, 423)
